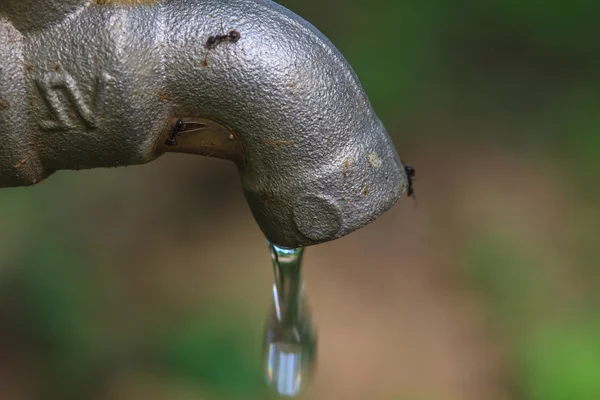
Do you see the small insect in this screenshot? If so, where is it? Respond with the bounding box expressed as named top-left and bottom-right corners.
top-left (165, 119), bottom-right (185, 146)
top-left (405, 164), bottom-right (416, 198)
top-left (205, 30), bottom-right (241, 49)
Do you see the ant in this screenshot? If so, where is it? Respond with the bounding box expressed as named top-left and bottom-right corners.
top-left (164, 119), bottom-right (185, 146)
top-left (205, 30), bottom-right (241, 49)
top-left (404, 164), bottom-right (416, 198)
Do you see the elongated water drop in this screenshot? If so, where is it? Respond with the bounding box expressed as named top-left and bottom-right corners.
top-left (264, 242), bottom-right (317, 398)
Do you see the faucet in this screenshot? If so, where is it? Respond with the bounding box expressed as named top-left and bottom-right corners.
top-left (0, 0), bottom-right (408, 248)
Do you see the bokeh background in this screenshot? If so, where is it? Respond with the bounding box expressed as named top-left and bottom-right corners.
top-left (1, 1), bottom-right (600, 399)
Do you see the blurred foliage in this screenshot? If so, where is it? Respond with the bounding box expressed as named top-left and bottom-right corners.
top-left (462, 229), bottom-right (600, 399)
top-left (521, 324), bottom-right (600, 400)
top-left (157, 314), bottom-right (268, 400)
top-left (282, 0), bottom-right (600, 173)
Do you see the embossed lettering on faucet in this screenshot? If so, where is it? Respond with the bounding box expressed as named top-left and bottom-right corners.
top-left (36, 72), bottom-right (110, 131)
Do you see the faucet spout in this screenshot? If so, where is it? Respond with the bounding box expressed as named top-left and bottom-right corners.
top-left (0, 0), bottom-right (407, 247)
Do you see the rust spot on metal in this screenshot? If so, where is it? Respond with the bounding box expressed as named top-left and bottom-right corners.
top-left (159, 92), bottom-right (168, 102)
top-left (28, 139), bottom-right (42, 148)
top-left (200, 57), bottom-right (209, 68)
top-left (362, 186), bottom-right (369, 196)
top-left (263, 139), bottom-right (295, 147)
top-left (289, 82), bottom-right (296, 89)
top-left (0, 100), bottom-right (9, 109)
top-left (13, 158), bottom-right (27, 169)
top-left (342, 159), bottom-right (353, 177)
top-left (53, 64), bottom-right (60, 72)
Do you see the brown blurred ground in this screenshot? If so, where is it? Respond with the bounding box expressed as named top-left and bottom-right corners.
top-left (0, 135), bottom-right (575, 399)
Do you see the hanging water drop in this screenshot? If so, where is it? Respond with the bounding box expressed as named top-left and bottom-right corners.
top-left (263, 242), bottom-right (317, 398)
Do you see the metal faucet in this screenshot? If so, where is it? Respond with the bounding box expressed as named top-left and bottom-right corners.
top-left (0, 0), bottom-right (408, 248)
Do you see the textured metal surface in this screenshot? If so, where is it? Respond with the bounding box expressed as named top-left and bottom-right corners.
top-left (0, 0), bottom-right (407, 248)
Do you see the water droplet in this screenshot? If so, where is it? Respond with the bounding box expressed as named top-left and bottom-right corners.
top-left (263, 242), bottom-right (317, 397)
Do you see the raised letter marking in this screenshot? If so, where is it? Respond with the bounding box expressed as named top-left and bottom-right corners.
top-left (36, 72), bottom-right (111, 131)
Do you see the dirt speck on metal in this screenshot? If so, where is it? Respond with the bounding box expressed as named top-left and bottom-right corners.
top-left (342, 159), bottom-right (353, 177)
top-left (367, 152), bottom-right (382, 168)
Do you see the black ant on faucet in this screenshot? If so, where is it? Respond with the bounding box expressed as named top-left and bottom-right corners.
top-left (205, 29), bottom-right (241, 49)
top-left (404, 164), bottom-right (416, 198)
top-left (164, 119), bottom-right (185, 146)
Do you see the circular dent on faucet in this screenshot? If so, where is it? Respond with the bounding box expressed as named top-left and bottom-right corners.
top-left (293, 194), bottom-right (342, 242)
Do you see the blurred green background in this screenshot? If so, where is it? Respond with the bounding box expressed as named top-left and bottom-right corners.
top-left (1, 0), bottom-right (600, 399)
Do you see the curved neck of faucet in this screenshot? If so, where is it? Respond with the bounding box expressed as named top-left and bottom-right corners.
top-left (1, 0), bottom-right (89, 32)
